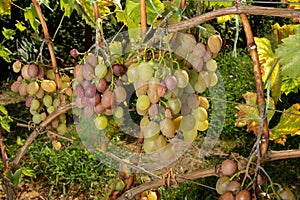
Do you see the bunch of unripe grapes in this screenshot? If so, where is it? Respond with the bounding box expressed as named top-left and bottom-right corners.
top-left (72, 53), bottom-right (128, 131)
top-left (10, 61), bottom-right (72, 135)
top-left (71, 33), bottom-right (221, 161)
top-left (217, 156), bottom-right (296, 200)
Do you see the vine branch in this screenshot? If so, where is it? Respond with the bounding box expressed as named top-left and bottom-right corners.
top-left (167, 4), bottom-right (300, 33)
top-left (31, 0), bottom-right (62, 90)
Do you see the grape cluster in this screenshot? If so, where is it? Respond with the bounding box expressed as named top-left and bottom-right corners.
top-left (216, 155), bottom-right (296, 200)
top-left (71, 32), bottom-right (222, 161)
top-left (10, 62), bottom-right (72, 135)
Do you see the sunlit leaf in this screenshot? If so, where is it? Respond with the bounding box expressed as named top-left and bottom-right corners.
top-left (0, 45), bottom-right (12, 62)
top-left (0, 0), bottom-right (12, 15)
top-left (269, 104), bottom-right (300, 145)
top-left (281, 76), bottom-right (300, 95)
top-left (255, 37), bottom-right (282, 103)
top-left (2, 27), bottom-right (15, 40)
top-left (0, 105), bottom-right (8, 115)
top-left (22, 168), bottom-right (37, 178)
top-left (60, 0), bottom-right (74, 17)
top-left (272, 23), bottom-right (300, 43)
top-left (52, 140), bottom-right (62, 150)
top-left (15, 21), bottom-right (26, 32)
top-left (235, 92), bottom-right (275, 135)
top-left (24, 4), bottom-right (40, 33)
top-left (276, 32), bottom-right (300, 78)
top-left (0, 116), bottom-right (13, 132)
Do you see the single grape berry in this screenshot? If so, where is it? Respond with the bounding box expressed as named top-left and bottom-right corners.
top-left (221, 159), bottom-right (238, 177)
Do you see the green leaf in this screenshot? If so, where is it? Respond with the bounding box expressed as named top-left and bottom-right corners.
top-left (15, 21), bottom-right (26, 32)
top-left (24, 4), bottom-right (40, 32)
top-left (235, 92), bottom-right (275, 135)
top-left (281, 76), bottom-right (300, 95)
top-left (255, 37), bottom-right (282, 103)
top-left (0, 116), bottom-right (13, 132)
top-left (11, 169), bottom-right (22, 187)
top-left (0, 105), bottom-right (8, 115)
top-left (0, 0), bottom-right (12, 15)
top-left (60, 0), bottom-right (74, 17)
top-left (22, 168), bottom-right (37, 178)
top-left (2, 27), bottom-right (15, 40)
top-left (0, 45), bottom-right (12, 62)
top-left (276, 32), bottom-right (300, 78)
top-left (269, 104), bottom-right (300, 145)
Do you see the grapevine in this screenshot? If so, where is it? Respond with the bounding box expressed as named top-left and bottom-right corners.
top-left (2, 0), bottom-right (300, 199)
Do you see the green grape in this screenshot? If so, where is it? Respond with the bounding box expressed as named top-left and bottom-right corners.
top-left (127, 63), bottom-right (139, 82)
top-left (27, 81), bottom-right (40, 95)
top-left (209, 72), bottom-right (218, 87)
top-left (143, 121), bottom-right (160, 139)
top-left (115, 179), bottom-right (125, 191)
top-left (143, 138), bottom-right (156, 154)
top-left (95, 63), bottom-right (107, 78)
top-left (30, 99), bottom-right (40, 110)
top-left (206, 59), bottom-right (218, 72)
top-left (113, 106), bottom-right (124, 119)
top-left (197, 120), bottom-right (209, 131)
top-left (32, 113), bottom-right (41, 124)
top-left (57, 123), bottom-right (67, 134)
top-left (136, 94), bottom-right (150, 111)
top-left (160, 118), bottom-right (175, 138)
top-left (53, 98), bottom-right (60, 108)
top-left (183, 128), bottom-right (198, 142)
top-left (180, 114), bottom-right (196, 132)
top-left (167, 98), bottom-right (181, 115)
top-left (46, 70), bottom-right (56, 80)
top-left (47, 105), bottom-right (55, 114)
top-left (58, 114), bottom-right (66, 123)
top-left (174, 69), bottom-right (189, 88)
top-left (192, 107), bottom-right (208, 122)
top-left (43, 94), bottom-right (53, 107)
top-left (194, 82), bottom-right (207, 93)
top-left (138, 62), bottom-right (154, 81)
top-left (30, 107), bottom-right (38, 115)
top-left (94, 115), bottom-right (108, 130)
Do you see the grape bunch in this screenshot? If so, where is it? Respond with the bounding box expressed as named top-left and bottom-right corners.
top-left (216, 156), bottom-right (296, 200)
top-left (70, 31), bottom-right (222, 162)
top-left (10, 61), bottom-right (72, 136)
top-left (72, 53), bottom-right (128, 132)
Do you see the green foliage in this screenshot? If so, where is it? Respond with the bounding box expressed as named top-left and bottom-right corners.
top-left (281, 77), bottom-right (300, 95)
top-left (24, 3), bottom-right (40, 33)
top-left (60, 0), bottom-right (74, 17)
top-left (116, 0), bottom-right (164, 42)
top-left (4, 168), bottom-right (23, 187)
top-left (254, 37), bottom-right (281, 103)
top-left (276, 31), bottom-right (300, 78)
top-left (269, 104), bottom-right (300, 145)
top-left (0, 105), bottom-right (13, 132)
top-left (0, 0), bottom-right (12, 15)
top-left (23, 141), bottom-right (117, 197)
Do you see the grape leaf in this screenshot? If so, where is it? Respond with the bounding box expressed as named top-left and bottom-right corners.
top-left (0, 105), bottom-right (8, 115)
top-left (281, 76), bottom-right (300, 95)
top-left (0, 0), bottom-right (12, 15)
top-left (276, 32), bottom-right (300, 78)
top-left (15, 21), bottom-right (26, 32)
top-left (235, 92), bottom-right (275, 135)
top-left (254, 37), bottom-right (282, 103)
top-left (60, 0), bottom-right (74, 17)
top-left (0, 116), bottom-right (13, 132)
top-left (0, 45), bottom-right (12, 62)
top-left (272, 23), bottom-right (300, 44)
top-left (269, 103), bottom-right (300, 145)
top-left (2, 28), bottom-right (15, 40)
top-left (24, 4), bottom-right (40, 33)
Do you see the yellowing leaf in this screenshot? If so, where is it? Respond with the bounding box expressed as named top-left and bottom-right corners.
top-left (0, 0), bottom-right (12, 15)
top-left (255, 37), bottom-right (282, 103)
top-left (269, 103), bottom-right (300, 145)
top-left (15, 21), bottom-right (26, 32)
top-left (235, 92), bottom-right (275, 135)
top-left (52, 140), bottom-right (62, 150)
